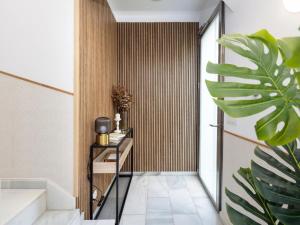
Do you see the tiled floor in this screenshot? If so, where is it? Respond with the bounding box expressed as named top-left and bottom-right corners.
top-left (120, 175), bottom-right (223, 225)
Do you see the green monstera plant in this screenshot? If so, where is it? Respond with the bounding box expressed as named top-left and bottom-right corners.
top-left (206, 29), bottom-right (300, 225)
top-left (226, 142), bottom-right (300, 225)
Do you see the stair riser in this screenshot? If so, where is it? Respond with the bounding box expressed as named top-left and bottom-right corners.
top-left (69, 213), bottom-right (81, 225)
top-left (6, 194), bottom-right (46, 225)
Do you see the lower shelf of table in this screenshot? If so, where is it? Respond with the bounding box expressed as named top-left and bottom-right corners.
top-left (93, 138), bottom-right (133, 174)
top-left (93, 174), bottom-right (132, 221)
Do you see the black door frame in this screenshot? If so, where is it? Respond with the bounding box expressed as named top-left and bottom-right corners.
top-left (196, 1), bottom-right (225, 212)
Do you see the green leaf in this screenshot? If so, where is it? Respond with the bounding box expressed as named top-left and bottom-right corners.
top-left (232, 175), bottom-right (259, 205)
top-left (295, 72), bottom-right (300, 85)
top-left (226, 168), bottom-right (276, 225)
top-left (271, 145), bottom-right (294, 167)
top-left (226, 204), bottom-right (261, 225)
top-left (254, 147), bottom-right (298, 182)
top-left (251, 160), bottom-right (299, 192)
top-left (226, 142), bottom-right (300, 225)
top-left (251, 142), bottom-right (300, 225)
top-left (278, 37), bottom-right (300, 68)
top-left (250, 29), bottom-right (278, 53)
top-left (269, 205), bottom-right (300, 225)
top-left (206, 30), bottom-right (300, 146)
top-left (226, 188), bottom-right (270, 223)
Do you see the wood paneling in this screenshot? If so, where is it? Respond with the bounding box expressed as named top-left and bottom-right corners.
top-left (118, 23), bottom-right (198, 172)
top-left (77, 0), bottom-right (117, 218)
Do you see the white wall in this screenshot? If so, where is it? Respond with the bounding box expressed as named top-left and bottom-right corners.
top-left (0, 0), bottom-right (74, 93)
top-left (221, 1), bottom-right (300, 224)
top-left (0, 74), bottom-right (74, 193)
top-left (0, 0), bottom-right (75, 194)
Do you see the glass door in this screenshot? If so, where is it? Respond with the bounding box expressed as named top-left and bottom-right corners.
top-left (198, 2), bottom-right (224, 211)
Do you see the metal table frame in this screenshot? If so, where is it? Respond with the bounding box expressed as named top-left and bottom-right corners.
top-left (88, 128), bottom-right (134, 225)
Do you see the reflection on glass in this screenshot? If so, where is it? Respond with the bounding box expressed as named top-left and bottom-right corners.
top-left (199, 15), bottom-right (220, 203)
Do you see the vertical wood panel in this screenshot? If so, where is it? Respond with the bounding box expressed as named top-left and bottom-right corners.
top-left (77, 0), bottom-right (117, 218)
top-left (118, 23), bottom-right (198, 172)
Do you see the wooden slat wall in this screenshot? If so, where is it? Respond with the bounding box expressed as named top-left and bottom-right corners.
top-left (77, 0), bottom-right (117, 218)
top-left (118, 23), bottom-right (198, 172)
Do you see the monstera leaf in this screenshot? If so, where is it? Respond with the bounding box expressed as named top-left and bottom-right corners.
top-left (279, 37), bottom-right (300, 84)
top-left (278, 37), bottom-right (300, 68)
top-left (226, 168), bottom-right (278, 225)
top-left (252, 141), bottom-right (300, 225)
top-left (227, 141), bottom-right (300, 225)
top-left (206, 30), bottom-right (300, 146)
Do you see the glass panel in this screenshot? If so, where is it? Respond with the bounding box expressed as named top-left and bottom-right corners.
top-left (199, 14), bottom-right (220, 203)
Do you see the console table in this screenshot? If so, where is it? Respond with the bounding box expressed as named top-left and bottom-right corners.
top-left (88, 128), bottom-right (133, 225)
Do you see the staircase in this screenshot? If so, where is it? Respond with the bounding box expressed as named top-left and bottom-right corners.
top-left (33, 210), bottom-right (81, 225)
top-left (0, 179), bottom-right (114, 225)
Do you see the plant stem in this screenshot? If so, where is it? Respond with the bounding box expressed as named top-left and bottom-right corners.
top-left (286, 144), bottom-right (300, 171)
top-left (257, 193), bottom-right (276, 225)
top-left (249, 172), bottom-right (276, 225)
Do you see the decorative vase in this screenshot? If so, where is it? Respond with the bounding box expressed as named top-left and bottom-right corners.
top-left (121, 111), bottom-right (128, 130)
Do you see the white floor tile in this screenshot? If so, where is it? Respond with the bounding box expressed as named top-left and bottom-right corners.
top-left (147, 198), bottom-right (171, 214)
top-left (123, 179), bottom-right (147, 215)
top-left (123, 192), bottom-right (147, 215)
top-left (120, 175), bottom-right (223, 225)
top-left (147, 176), bottom-right (169, 198)
top-left (165, 176), bottom-right (186, 190)
top-left (173, 215), bottom-right (202, 225)
top-left (169, 189), bottom-right (196, 214)
top-left (120, 215), bottom-right (145, 225)
top-left (185, 176), bottom-right (207, 198)
top-left (146, 213), bottom-right (173, 225)
top-left (131, 175), bottom-right (148, 189)
top-left (194, 198), bottom-right (223, 225)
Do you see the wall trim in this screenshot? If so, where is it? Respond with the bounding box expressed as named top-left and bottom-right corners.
top-left (224, 130), bottom-right (270, 149)
top-left (0, 70), bottom-right (74, 96)
top-left (133, 172), bottom-right (198, 176)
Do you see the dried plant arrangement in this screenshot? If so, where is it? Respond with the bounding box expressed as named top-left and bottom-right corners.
top-left (112, 85), bottom-right (133, 113)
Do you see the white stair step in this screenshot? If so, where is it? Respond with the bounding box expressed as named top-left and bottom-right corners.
top-left (33, 210), bottom-right (80, 225)
top-left (0, 189), bottom-right (46, 225)
top-left (81, 220), bottom-right (115, 225)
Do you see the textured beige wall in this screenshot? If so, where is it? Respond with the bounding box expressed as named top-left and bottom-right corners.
top-left (0, 73), bottom-right (74, 194)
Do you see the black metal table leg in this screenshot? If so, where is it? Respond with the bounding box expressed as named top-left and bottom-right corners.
top-left (131, 130), bottom-right (134, 176)
top-left (89, 146), bottom-right (93, 220)
top-left (116, 146), bottom-right (120, 225)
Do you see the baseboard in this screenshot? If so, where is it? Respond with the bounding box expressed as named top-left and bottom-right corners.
top-left (133, 171), bottom-right (197, 176)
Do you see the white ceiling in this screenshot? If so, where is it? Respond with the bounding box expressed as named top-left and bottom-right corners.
top-left (107, 0), bottom-right (220, 22)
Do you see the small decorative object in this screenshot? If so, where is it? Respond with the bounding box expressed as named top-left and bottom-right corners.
top-left (95, 117), bottom-right (111, 145)
top-left (95, 117), bottom-right (111, 134)
top-left (109, 132), bottom-right (126, 143)
top-left (114, 113), bottom-right (121, 134)
top-left (112, 85), bottom-right (133, 130)
top-left (97, 133), bottom-right (109, 146)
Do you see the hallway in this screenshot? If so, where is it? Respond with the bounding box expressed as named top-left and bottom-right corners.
top-left (121, 175), bottom-right (223, 225)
